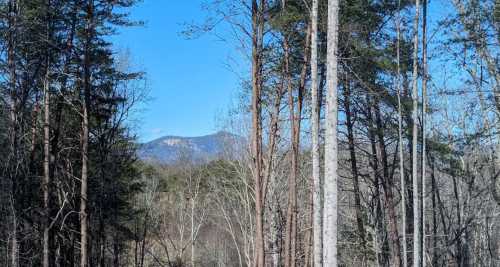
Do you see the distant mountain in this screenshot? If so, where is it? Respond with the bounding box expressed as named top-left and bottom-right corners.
top-left (137, 131), bottom-right (244, 164)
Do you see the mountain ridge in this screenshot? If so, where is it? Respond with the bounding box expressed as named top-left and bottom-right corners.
top-left (138, 131), bottom-right (243, 164)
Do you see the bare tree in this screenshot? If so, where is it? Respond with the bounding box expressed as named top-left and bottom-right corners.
top-left (6, 1), bottom-right (18, 265)
top-left (250, 0), bottom-right (266, 266)
top-left (284, 20), bottom-right (310, 267)
top-left (42, 1), bottom-right (52, 266)
top-left (323, 0), bottom-right (340, 265)
top-left (421, 0), bottom-right (428, 266)
top-left (310, 0), bottom-right (323, 265)
top-left (411, 0), bottom-right (421, 265)
top-left (396, 1), bottom-right (407, 265)
top-left (80, 1), bottom-right (94, 266)
top-left (42, 37), bottom-right (51, 267)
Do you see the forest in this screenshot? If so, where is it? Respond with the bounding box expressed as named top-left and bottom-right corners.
top-left (0, 0), bottom-right (499, 266)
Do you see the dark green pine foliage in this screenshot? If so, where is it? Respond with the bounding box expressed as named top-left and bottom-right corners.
top-left (0, 0), bottom-right (145, 266)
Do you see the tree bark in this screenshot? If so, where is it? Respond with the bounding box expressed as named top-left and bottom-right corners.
top-left (323, 0), bottom-right (340, 265)
top-left (284, 22), bottom-right (310, 267)
top-left (396, 1), bottom-right (408, 267)
top-left (80, 1), bottom-right (94, 266)
top-left (251, 1), bottom-right (265, 266)
top-left (42, 1), bottom-right (51, 266)
top-left (7, 1), bottom-right (18, 265)
top-left (411, 0), bottom-right (421, 266)
top-left (396, 2), bottom-right (407, 264)
top-left (42, 50), bottom-right (51, 267)
top-left (310, 0), bottom-right (323, 265)
top-left (284, 35), bottom-right (298, 267)
top-left (421, 1), bottom-right (428, 266)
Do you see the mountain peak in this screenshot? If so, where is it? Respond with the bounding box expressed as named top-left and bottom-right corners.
top-left (138, 131), bottom-right (243, 164)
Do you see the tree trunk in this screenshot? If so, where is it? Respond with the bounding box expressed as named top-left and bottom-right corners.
top-left (310, 0), bottom-right (322, 265)
top-left (7, 1), bottom-right (18, 265)
top-left (42, 1), bottom-right (51, 266)
top-left (421, 1), bottom-right (428, 266)
top-left (80, 1), bottom-right (94, 266)
top-left (411, 0), bottom-right (421, 265)
top-left (395, 2), bottom-right (407, 265)
top-left (284, 35), bottom-right (298, 267)
top-left (191, 198), bottom-right (195, 267)
top-left (323, 0), bottom-right (340, 264)
top-left (431, 157), bottom-right (438, 267)
top-left (42, 54), bottom-right (51, 267)
top-left (251, 1), bottom-right (265, 266)
top-left (284, 23), bottom-right (310, 267)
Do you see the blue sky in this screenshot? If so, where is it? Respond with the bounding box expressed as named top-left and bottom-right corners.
top-left (112, 0), bottom-right (456, 143)
top-left (112, 1), bottom-right (244, 142)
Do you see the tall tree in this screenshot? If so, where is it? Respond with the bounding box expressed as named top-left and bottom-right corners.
top-left (323, 0), bottom-right (340, 265)
top-left (421, 0), bottom-right (428, 266)
top-left (42, 2), bottom-right (51, 264)
top-left (411, 0), bottom-right (421, 266)
top-left (80, 1), bottom-right (95, 266)
top-left (310, 0), bottom-right (322, 265)
top-left (6, 0), bottom-right (19, 265)
top-left (396, 0), bottom-right (407, 265)
top-left (251, 0), bottom-right (266, 266)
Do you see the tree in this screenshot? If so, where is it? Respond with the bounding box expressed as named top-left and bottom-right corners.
top-left (310, 0), bottom-right (322, 265)
top-left (42, 0), bottom-right (51, 264)
top-left (421, 0), bottom-right (428, 265)
top-left (411, 0), bottom-right (421, 265)
top-left (323, 0), bottom-right (340, 265)
top-left (396, 0), bottom-right (407, 265)
top-left (80, 1), bottom-right (94, 265)
top-left (250, 0), bottom-right (266, 266)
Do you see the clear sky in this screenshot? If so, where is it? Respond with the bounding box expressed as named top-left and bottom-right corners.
top-left (112, 0), bottom-right (452, 143)
top-left (112, 1), bottom-right (244, 142)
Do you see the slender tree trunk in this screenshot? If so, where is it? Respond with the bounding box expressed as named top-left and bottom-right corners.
top-left (304, 192), bottom-right (313, 267)
top-left (343, 76), bottom-right (366, 249)
top-left (140, 216), bottom-right (147, 267)
top-left (323, 0), bottom-right (340, 264)
top-left (11, 205), bottom-right (18, 267)
top-left (310, 0), bottom-right (322, 265)
top-left (431, 158), bottom-right (438, 267)
top-left (7, 1), bottom-right (18, 265)
top-left (251, 1), bottom-right (265, 266)
top-left (191, 198), bottom-right (195, 267)
top-left (80, 1), bottom-right (94, 266)
top-left (264, 66), bottom-right (285, 267)
top-left (284, 36), bottom-right (297, 267)
top-left (42, 1), bottom-right (51, 266)
top-left (411, 0), bottom-right (421, 265)
top-left (421, 1), bottom-right (428, 266)
top-left (42, 52), bottom-right (51, 267)
top-left (80, 101), bottom-right (89, 267)
top-left (395, 1), bottom-right (407, 266)
top-left (284, 23), bottom-right (310, 267)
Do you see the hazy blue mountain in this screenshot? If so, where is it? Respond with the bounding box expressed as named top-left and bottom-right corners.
top-left (138, 131), bottom-right (244, 164)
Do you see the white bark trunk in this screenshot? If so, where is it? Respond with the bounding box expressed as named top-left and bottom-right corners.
top-left (42, 61), bottom-right (50, 267)
top-left (421, 1), bottom-right (428, 266)
top-left (396, 2), bottom-right (407, 266)
top-left (411, 0), bottom-right (421, 266)
top-left (311, 0), bottom-right (322, 266)
top-left (323, 0), bottom-right (340, 265)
